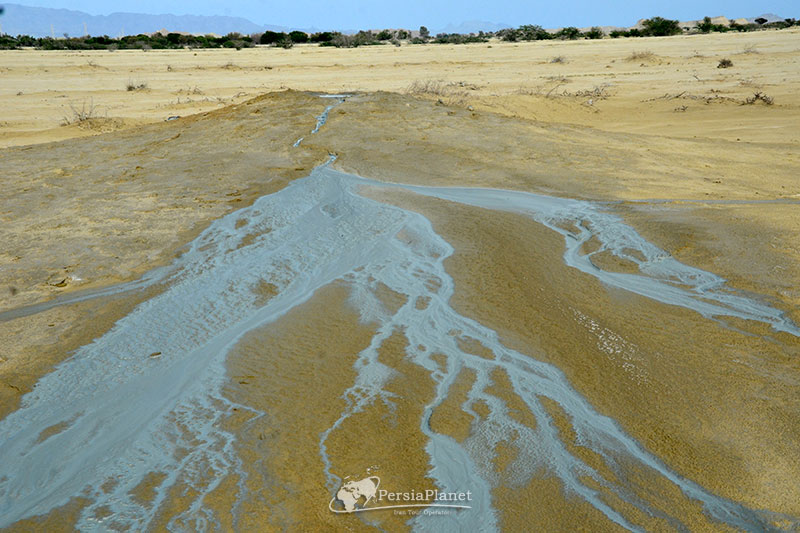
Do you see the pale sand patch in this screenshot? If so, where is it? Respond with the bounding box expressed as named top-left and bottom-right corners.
top-left (323, 92), bottom-right (799, 202)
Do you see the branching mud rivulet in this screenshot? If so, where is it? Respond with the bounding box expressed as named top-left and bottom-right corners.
top-left (1, 31), bottom-right (800, 530)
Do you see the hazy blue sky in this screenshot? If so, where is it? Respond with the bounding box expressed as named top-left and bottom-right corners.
top-left (9, 0), bottom-right (799, 30)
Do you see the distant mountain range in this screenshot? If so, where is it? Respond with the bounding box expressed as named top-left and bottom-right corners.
top-left (0, 3), bottom-right (289, 37)
top-left (746, 13), bottom-right (787, 23)
top-left (436, 21), bottom-right (512, 34)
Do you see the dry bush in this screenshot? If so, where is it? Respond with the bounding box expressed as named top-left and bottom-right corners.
top-left (175, 86), bottom-right (204, 95)
top-left (570, 84), bottom-right (611, 99)
top-left (717, 58), bottom-right (733, 69)
top-left (743, 91), bottom-right (773, 105)
top-left (125, 79), bottom-right (148, 91)
top-left (741, 44), bottom-right (760, 54)
top-left (643, 91), bottom-right (736, 105)
top-left (407, 79), bottom-right (450, 96)
top-left (514, 77), bottom-right (570, 96)
top-left (626, 50), bottom-right (655, 61)
top-left (61, 99), bottom-right (102, 125)
top-left (516, 80), bottom-right (609, 104)
top-left (550, 55), bottom-right (567, 63)
top-left (406, 79), bottom-right (471, 106)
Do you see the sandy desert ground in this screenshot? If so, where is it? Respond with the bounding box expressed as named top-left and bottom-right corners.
top-left (1, 29), bottom-right (799, 531)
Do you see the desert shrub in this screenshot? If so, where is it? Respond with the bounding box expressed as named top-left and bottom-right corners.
top-left (717, 58), bottom-right (733, 68)
top-left (309, 31), bottom-right (333, 43)
top-left (626, 50), bottom-right (655, 61)
top-left (695, 16), bottom-right (731, 33)
top-left (408, 79), bottom-right (445, 95)
top-left (224, 40), bottom-right (249, 49)
top-left (550, 56), bottom-right (566, 63)
top-left (585, 27), bottom-right (604, 39)
top-left (434, 33), bottom-right (487, 44)
top-left (260, 31), bottom-right (285, 45)
top-left (570, 84), bottom-right (611, 99)
top-left (62, 99), bottom-right (101, 125)
top-left (18, 34), bottom-right (38, 46)
top-left (166, 32), bottom-right (183, 44)
top-left (744, 92), bottom-right (773, 105)
top-left (556, 27), bottom-right (581, 40)
top-left (728, 21), bottom-right (752, 32)
top-left (86, 35), bottom-right (114, 46)
top-left (641, 16), bottom-right (681, 36)
top-left (125, 80), bottom-right (148, 91)
top-left (289, 31), bottom-right (309, 43)
top-left (406, 79), bottom-right (470, 106)
top-left (517, 24), bottom-right (552, 40)
top-left (330, 31), bottom-right (381, 48)
top-left (500, 28), bottom-right (519, 41)
top-left (0, 35), bottom-right (20, 49)
top-left (331, 33), bottom-right (354, 47)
